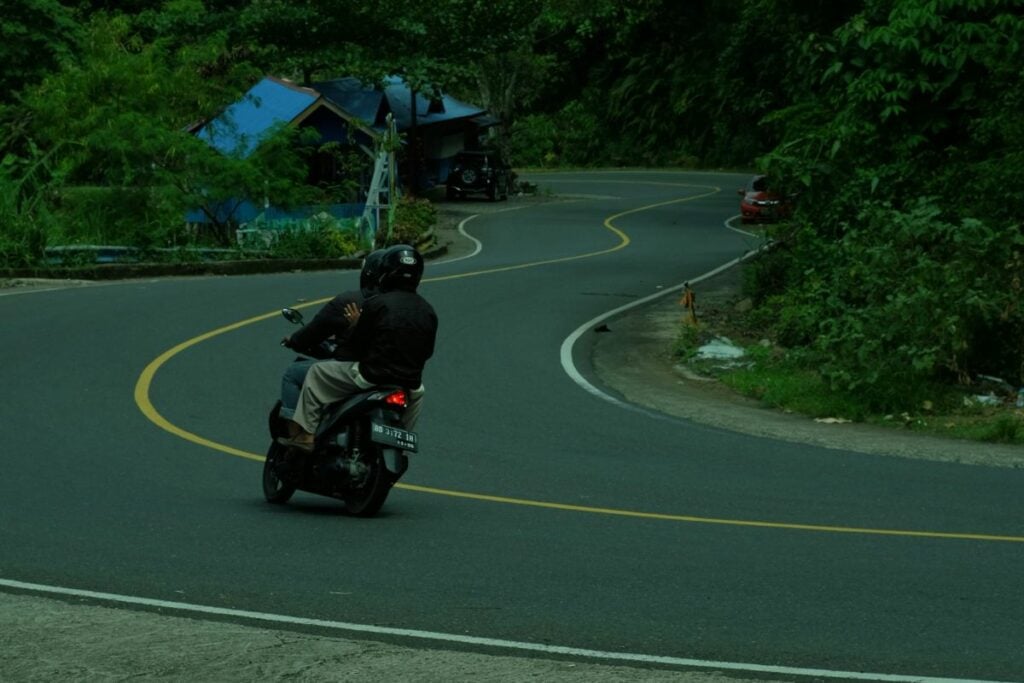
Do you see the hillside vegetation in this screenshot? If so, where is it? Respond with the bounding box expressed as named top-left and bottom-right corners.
top-left (3, 0), bottom-right (1021, 409)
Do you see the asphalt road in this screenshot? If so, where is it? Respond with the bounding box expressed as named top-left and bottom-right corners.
top-left (1, 170), bottom-right (1022, 681)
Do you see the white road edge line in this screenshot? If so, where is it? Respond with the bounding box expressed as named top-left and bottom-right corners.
top-left (724, 214), bottom-right (761, 238)
top-left (433, 203), bottom-right (537, 267)
top-left (0, 280), bottom-right (123, 297)
top-left (0, 579), bottom-right (1008, 683)
top-left (559, 215), bottom-right (766, 409)
top-left (433, 214), bottom-right (483, 265)
top-left (0, 285), bottom-right (73, 297)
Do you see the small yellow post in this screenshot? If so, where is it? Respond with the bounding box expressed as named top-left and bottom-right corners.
top-left (679, 282), bottom-right (698, 325)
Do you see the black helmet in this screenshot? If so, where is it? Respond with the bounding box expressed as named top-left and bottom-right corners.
top-left (378, 244), bottom-right (424, 292)
top-left (360, 249), bottom-right (386, 295)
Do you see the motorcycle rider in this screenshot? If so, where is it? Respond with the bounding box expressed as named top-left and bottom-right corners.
top-left (278, 249), bottom-right (386, 425)
top-left (278, 244), bottom-right (438, 452)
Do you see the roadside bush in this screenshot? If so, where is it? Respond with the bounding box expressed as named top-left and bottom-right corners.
top-left (508, 114), bottom-right (559, 167)
top-left (743, 231), bottom-right (830, 348)
top-left (980, 414), bottom-right (1023, 444)
top-left (507, 102), bottom-right (614, 168)
top-left (52, 185), bottom-right (181, 248)
top-left (381, 196), bottom-right (436, 247)
top-left (269, 218), bottom-right (360, 259)
top-left (556, 101), bottom-right (606, 167)
top-left (0, 160), bottom-right (50, 267)
top-left (671, 323), bottom-right (701, 360)
top-left (779, 199), bottom-right (1024, 411)
top-left (0, 209), bottom-right (48, 268)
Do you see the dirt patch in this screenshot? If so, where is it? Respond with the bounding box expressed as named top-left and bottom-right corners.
top-left (0, 592), bottom-right (760, 682)
top-left (591, 263), bottom-right (1023, 468)
top-left (0, 277), bottom-right (99, 292)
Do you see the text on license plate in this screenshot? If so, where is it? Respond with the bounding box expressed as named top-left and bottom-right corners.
top-left (370, 422), bottom-right (418, 452)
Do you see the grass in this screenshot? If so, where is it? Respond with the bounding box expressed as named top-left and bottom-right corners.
top-left (719, 362), bottom-right (868, 421)
top-left (673, 323), bottom-right (1024, 447)
top-left (894, 411), bottom-right (1024, 444)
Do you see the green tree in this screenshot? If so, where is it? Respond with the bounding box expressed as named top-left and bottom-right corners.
top-left (9, 11), bottom-right (314, 249)
top-left (756, 0), bottom-right (1024, 400)
top-left (593, 0), bottom-right (858, 167)
top-left (231, 0), bottom-right (386, 84)
top-left (427, 0), bottom-right (616, 157)
top-left (0, 0), bottom-right (81, 102)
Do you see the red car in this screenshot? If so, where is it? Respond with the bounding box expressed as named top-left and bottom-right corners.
top-left (738, 175), bottom-right (793, 224)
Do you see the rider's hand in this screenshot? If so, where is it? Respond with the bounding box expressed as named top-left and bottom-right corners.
top-left (344, 302), bottom-right (362, 325)
top-left (281, 335), bottom-right (292, 348)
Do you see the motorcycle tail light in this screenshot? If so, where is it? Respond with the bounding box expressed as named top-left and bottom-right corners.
top-left (385, 390), bottom-right (407, 408)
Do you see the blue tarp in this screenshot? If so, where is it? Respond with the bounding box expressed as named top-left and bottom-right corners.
top-left (186, 201), bottom-right (364, 225)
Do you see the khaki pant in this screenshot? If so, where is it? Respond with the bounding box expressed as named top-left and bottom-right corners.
top-left (293, 360), bottom-right (424, 434)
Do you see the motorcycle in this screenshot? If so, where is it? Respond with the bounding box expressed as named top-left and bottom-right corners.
top-left (262, 307), bottom-right (417, 517)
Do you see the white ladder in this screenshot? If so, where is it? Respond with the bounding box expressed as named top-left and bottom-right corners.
top-left (361, 114), bottom-right (399, 247)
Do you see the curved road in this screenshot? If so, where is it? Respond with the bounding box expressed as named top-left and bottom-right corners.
top-left (2, 171), bottom-right (1022, 681)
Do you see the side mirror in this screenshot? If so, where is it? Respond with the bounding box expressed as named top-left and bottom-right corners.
top-left (282, 308), bottom-right (305, 325)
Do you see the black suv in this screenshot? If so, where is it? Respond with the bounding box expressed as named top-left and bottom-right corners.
top-left (446, 150), bottom-right (512, 201)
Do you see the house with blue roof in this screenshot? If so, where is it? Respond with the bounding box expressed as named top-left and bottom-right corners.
top-left (311, 75), bottom-right (497, 173)
top-left (194, 76), bottom-right (377, 158)
top-left (188, 74), bottom-right (496, 236)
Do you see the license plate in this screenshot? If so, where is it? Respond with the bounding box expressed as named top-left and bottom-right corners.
top-left (370, 422), bottom-right (418, 452)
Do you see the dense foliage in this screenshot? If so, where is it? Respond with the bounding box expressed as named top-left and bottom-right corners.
top-left (2, 0), bottom-right (1021, 399)
top-left (754, 0), bottom-right (1024, 402)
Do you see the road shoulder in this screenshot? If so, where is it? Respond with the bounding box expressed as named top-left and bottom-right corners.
top-left (590, 263), bottom-right (1023, 468)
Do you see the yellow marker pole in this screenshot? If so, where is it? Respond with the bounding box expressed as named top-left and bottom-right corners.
top-left (679, 282), bottom-right (697, 325)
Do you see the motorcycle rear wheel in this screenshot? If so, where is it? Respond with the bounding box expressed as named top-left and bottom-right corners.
top-left (263, 442), bottom-right (297, 504)
top-left (344, 445), bottom-right (394, 517)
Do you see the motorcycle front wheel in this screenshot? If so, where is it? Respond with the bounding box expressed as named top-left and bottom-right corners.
top-left (262, 441), bottom-right (297, 504)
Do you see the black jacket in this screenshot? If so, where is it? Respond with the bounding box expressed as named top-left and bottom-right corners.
top-left (349, 290), bottom-right (438, 388)
top-left (286, 290), bottom-right (364, 360)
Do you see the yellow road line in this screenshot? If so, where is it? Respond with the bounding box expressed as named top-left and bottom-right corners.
top-left (132, 182), bottom-right (1024, 544)
top-left (397, 484), bottom-right (1024, 543)
top-left (133, 186), bottom-right (716, 456)
top-left (134, 312), bottom-right (279, 462)
top-left (426, 189), bottom-right (721, 282)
